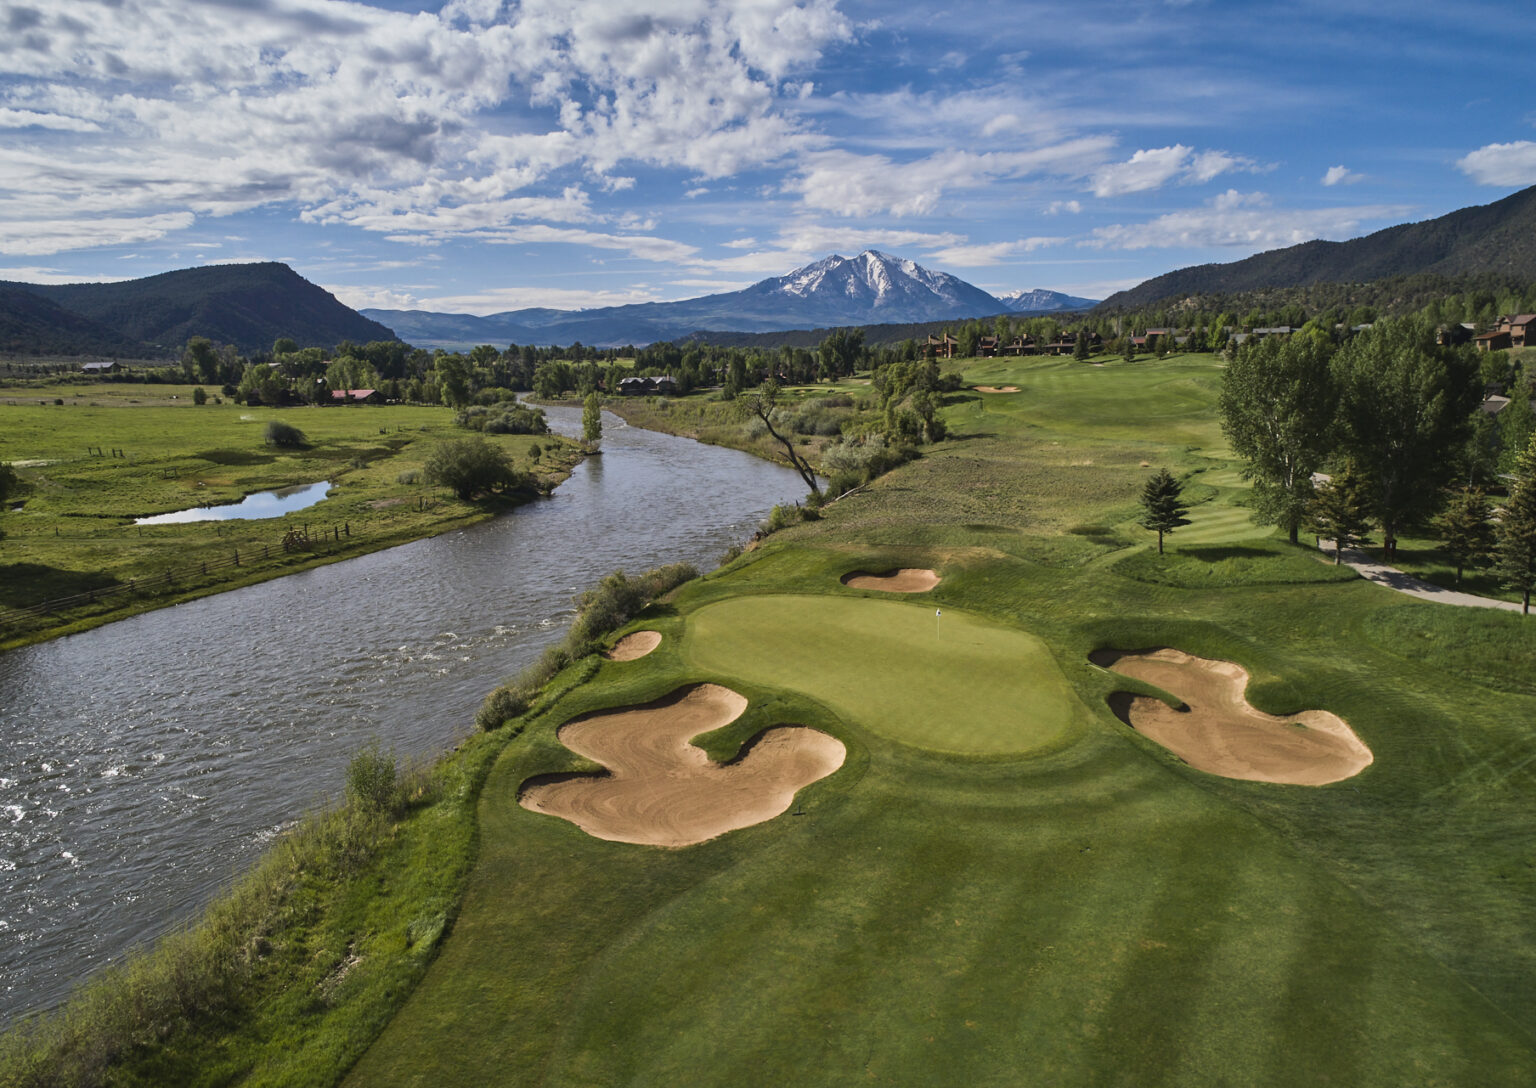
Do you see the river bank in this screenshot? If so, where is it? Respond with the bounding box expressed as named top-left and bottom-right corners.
top-left (0, 394), bottom-right (581, 651)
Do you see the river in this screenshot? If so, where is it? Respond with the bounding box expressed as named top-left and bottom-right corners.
top-left (0, 406), bottom-right (808, 1024)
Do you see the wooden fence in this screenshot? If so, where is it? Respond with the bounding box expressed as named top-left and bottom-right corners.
top-left (0, 523), bottom-right (355, 627)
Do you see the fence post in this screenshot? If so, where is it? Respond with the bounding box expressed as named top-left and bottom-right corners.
top-left (233, 549), bottom-right (239, 566)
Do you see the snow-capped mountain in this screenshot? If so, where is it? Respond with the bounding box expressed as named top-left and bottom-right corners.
top-left (996, 288), bottom-right (1101, 313)
top-left (366, 251), bottom-right (1020, 348)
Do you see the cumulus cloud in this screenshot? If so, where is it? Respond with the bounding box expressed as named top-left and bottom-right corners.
top-left (924, 238), bottom-right (1066, 266)
top-left (0, 0), bottom-right (853, 255)
top-left (1321, 164), bottom-right (1364, 186)
top-left (1457, 141), bottom-right (1536, 186)
top-left (1085, 190), bottom-right (1410, 250)
top-left (1090, 145), bottom-right (1262, 197)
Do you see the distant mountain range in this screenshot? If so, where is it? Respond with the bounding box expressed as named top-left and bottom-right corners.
top-left (366, 251), bottom-right (1100, 349)
top-left (1100, 184), bottom-right (1536, 310)
top-left (0, 263), bottom-right (396, 357)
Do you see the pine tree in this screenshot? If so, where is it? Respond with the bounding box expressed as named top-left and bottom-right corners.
top-left (1432, 486), bottom-right (1494, 586)
top-left (1309, 464), bottom-right (1373, 564)
top-left (1073, 331), bottom-right (1090, 362)
top-left (1139, 467), bottom-right (1191, 554)
top-left (1494, 435), bottom-right (1536, 614)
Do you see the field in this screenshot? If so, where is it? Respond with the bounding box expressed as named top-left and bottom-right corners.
top-left (338, 355), bottom-right (1536, 1087)
top-left (0, 385), bottom-right (577, 647)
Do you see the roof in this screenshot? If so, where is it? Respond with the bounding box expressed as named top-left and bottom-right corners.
top-left (1510, 314), bottom-right (1536, 325)
top-left (330, 388), bottom-right (377, 400)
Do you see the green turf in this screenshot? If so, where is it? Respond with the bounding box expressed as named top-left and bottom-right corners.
top-left (681, 594), bottom-right (1087, 755)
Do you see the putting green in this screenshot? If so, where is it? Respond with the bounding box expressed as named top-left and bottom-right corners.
top-left (682, 595), bottom-right (1085, 754)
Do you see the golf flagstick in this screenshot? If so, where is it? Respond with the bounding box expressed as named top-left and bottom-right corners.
top-left (936, 607), bottom-right (941, 639)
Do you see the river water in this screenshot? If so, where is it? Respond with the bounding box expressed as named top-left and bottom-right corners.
top-left (0, 406), bottom-right (808, 1024)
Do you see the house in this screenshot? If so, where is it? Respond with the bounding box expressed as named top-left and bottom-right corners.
top-left (1480, 394), bottom-right (1511, 416)
top-left (1002, 335), bottom-right (1036, 356)
top-left (1475, 329), bottom-right (1513, 352)
top-left (977, 336), bottom-right (998, 358)
top-left (81, 360), bottom-right (118, 373)
top-left (330, 388), bottom-right (382, 404)
top-left (924, 334), bottom-right (959, 359)
top-left (618, 375), bottom-right (678, 395)
top-left (1436, 323), bottom-right (1476, 347)
top-left (1507, 314), bottom-right (1536, 348)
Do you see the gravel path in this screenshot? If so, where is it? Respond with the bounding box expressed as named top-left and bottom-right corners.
top-left (1321, 541), bottom-right (1526, 612)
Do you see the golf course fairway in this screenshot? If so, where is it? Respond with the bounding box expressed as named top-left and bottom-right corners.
top-left (682, 594), bottom-right (1086, 755)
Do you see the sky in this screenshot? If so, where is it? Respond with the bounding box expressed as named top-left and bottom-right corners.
top-left (2, 0), bottom-right (1534, 315)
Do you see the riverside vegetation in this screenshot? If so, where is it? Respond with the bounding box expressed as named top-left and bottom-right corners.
top-left (0, 382), bottom-right (579, 648)
top-left (7, 343), bottom-right (1536, 1086)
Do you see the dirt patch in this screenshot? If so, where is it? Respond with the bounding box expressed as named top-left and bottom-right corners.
top-left (518, 684), bottom-right (845, 847)
top-left (840, 568), bottom-right (941, 593)
top-left (973, 385), bottom-right (1020, 393)
top-left (606, 630), bottom-right (661, 661)
top-left (1093, 648), bottom-right (1372, 785)
top-left (365, 497), bottom-right (406, 509)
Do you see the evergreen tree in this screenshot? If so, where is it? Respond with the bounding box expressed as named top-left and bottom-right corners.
top-left (1139, 467), bottom-right (1191, 554)
top-left (1309, 464), bottom-right (1373, 564)
top-left (1432, 486), bottom-right (1495, 585)
top-left (1494, 435), bottom-right (1536, 614)
top-left (1073, 331), bottom-right (1090, 362)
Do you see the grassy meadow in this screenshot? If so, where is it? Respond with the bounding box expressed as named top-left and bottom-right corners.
top-left (0, 385), bottom-right (578, 647)
top-left (8, 353), bottom-right (1536, 1086)
top-left (344, 354), bottom-right (1536, 1087)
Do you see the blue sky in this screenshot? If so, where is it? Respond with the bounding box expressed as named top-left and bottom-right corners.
top-left (1, 0), bottom-right (1533, 314)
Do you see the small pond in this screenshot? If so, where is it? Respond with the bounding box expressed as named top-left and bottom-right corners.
top-left (135, 481), bottom-right (332, 524)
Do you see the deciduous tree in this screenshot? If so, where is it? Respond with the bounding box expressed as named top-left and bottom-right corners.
top-left (740, 381), bottom-right (820, 497)
top-left (1218, 333), bottom-right (1336, 543)
top-left (1331, 317), bottom-right (1481, 557)
top-left (582, 392), bottom-right (603, 449)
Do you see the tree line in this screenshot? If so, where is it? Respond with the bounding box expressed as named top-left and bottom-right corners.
top-left (1217, 315), bottom-right (1536, 611)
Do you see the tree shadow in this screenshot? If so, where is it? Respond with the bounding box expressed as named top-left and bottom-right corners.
top-left (0, 563), bottom-right (122, 610)
top-left (1173, 545), bottom-right (1277, 562)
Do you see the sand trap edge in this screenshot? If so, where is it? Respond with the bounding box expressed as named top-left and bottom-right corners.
top-left (606, 630), bottom-right (662, 661)
top-left (840, 568), bottom-right (942, 593)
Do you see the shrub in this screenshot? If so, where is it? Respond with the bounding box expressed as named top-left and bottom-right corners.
top-left (262, 420), bottom-right (307, 448)
top-left (345, 742), bottom-right (399, 815)
top-left (423, 437), bottom-right (528, 500)
top-left (192, 386), bottom-right (208, 405)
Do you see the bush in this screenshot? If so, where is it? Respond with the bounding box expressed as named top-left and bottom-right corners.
top-left (263, 420), bottom-right (307, 448)
top-left (345, 742), bottom-right (399, 814)
top-left (455, 404), bottom-right (549, 435)
top-left (423, 436), bottom-right (528, 500)
top-left (192, 386), bottom-right (208, 405)
top-left (820, 433), bottom-right (916, 491)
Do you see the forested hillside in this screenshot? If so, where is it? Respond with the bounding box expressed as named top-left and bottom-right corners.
top-left (1102, 185), bottom-right (1536, 309)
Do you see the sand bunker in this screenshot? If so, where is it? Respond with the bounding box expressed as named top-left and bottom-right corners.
top-left (1092, 648), bottom-right (1372, 785)
top-left (973, 385), bottom-right (1020, 393)
top-left (518, 684), bottom-right (845, 847)
top-left (606, 630), bottom-right (661, 661)
top-left (840, 568), bottom-right (941, 593)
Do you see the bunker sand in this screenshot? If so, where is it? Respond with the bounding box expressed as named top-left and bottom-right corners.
top-left (606, 630), bottom-right (661, 661)
top-left (518, 684), bottom-right (845, 847)
top-left (840, 568), bottom-right (941, 593)
top-left (1093, 648), bottom-right (1372, 785)
top-left (973, 385), bottom-right (1020, 393)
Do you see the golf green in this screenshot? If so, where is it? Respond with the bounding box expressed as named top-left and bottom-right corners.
top-left (682, 595), bottom-right (1086, 754)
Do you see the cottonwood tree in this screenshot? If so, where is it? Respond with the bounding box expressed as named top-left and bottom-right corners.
top-left (582, 392), bottom-right (602, 450)
top-left (1494, 435), bottom-right (1536, 614)
top-left (1331, 318), bottom-right (1481, 557)
top-left (424, 436), bottom-right (524, 500)
top-left (1139, 467), bottom-right (1191, 554)
top-left (740, 381), bottom-right (820, 498)
top-left (0, 461), bottom-right (17, 538)
top-left (1432, 486), bottom-right (1495, 586)
top-left (1309, 464), bottom-right (1373, 564)
top-left (1219, 332), bottom-right (1336, 544)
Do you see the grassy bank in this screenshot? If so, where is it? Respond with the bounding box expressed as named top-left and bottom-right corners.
top-left (0, 386), bottom-right (579, 648)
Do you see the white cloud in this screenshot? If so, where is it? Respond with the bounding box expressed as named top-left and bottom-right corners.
top-left (1047, 200), bottom-right (1082, 215)
top-left (1321, 164), bottom-right (1364, 186)
top-left (0, 0), bottom-right (853, 255)
top-left (0, 213), bottom-right (196, 256)
top-left (0, 266), bottom-right (130, 285)
top-left (1090, 145), bottom-right (1263, 197)
top-left (1457, 141), bottom-right (1536, 186)
top-left (1085, 190), bottom-right (1411, 250)
top-left (787, 138), bottom-right (1113, 217)
top-left (412, 285), bottom-right (668, 313)
top-left (925, 238), bottom-right (1066, 266)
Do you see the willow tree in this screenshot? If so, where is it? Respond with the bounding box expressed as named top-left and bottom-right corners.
top-left (740, 381), bottom-right (820, 498)
top-left (1218, 331), bottom-right (1336, 544)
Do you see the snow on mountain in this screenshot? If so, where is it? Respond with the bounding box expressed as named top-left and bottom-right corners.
top-left (997, 288), bottom-right (1101, 313)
